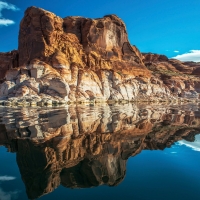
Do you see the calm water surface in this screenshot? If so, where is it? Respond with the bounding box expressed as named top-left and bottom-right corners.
top-left (0, 103), bottom-right (200, 200)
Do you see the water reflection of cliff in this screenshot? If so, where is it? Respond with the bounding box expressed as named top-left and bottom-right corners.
top-left (0, 103), bottom-right (200, 199)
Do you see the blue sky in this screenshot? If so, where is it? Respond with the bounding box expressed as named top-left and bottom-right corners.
top-left (0, 0), bottom-right (200, 61)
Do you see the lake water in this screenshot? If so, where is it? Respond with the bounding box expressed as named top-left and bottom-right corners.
top-left (0, 103), bottom-right (200, 200)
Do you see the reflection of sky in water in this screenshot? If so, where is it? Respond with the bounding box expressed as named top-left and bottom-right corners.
top-left (0, 176), bottom-right (19, 200)
top-left (0, 176), bottom-right (16, 181)
top-left (0, 148), bottom-right (23, 200)
top-left (178, 134), bottom-right (200, 152)
top-left (0, 177), bottom-right (19, 200)
top-left (0, 188), bottom-right (20, 200)
top-left (0, 139), bottom-right (200, 200)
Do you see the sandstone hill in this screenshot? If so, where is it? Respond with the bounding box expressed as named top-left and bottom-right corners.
top-left (0, 6), bottom-right (200, 104)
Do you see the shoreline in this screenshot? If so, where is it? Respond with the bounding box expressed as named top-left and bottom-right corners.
top-left (0, 98), bottom-right (199, 107)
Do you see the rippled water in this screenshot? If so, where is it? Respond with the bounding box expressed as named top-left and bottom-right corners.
top-left (0, 103), bottom-right (200, 200)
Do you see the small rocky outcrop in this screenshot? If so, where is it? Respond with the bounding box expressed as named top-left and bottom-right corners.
top-left (0, 51), bottom-right (18, 83)
top-left (143, 53), bottom-right (200, 100)
top-left (0, 6), bottom-right (200, 103)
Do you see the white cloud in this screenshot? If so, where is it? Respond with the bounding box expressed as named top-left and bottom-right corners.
top-left (0, 1), bottom-right (19, 26)
top-left (172, 50), bottom-right (200, 62)
top-left (0, 1), bottom-right (19, 17)
top-left (174, 50), bottom-right (179, 53)
top-left (0, 176), bottom-right (16, 181)
top-left (0, 18), bottom-right (14, 26)
top-left (178, 134), bottom-right (200, 152)
top-left (0, 187), bottom-right (20, 200)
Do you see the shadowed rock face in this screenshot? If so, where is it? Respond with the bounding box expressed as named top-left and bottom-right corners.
top-left (0, 51), bottom-right (18, 83)
top-left (0, 104), bottom-right (200, 199)
top-left (0, 6), bottom-right (200, 102)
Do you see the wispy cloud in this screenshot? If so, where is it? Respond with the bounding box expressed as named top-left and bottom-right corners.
top-left (0, 1), bottom-right (19, 17)
top-left (0, 1), bottom-right (19, 26)
top-left (0, 18), bottom-right (14, 25)
top-left (0, 176), bottom-right (16, 181)
top-left (178, 134), bottom-right (200, 152)
top-left (174, 50), bottom-right (179, 53)
top-left (172, 50), bottom-right (200, 62)
top-left (0, 187), bottom-right (20, 200)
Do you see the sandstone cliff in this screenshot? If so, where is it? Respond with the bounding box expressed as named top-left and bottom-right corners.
top-left (0, 6), bottom-right (199, 104)
top-left (143, 53), bottom-right (200, 99)
top-left (0, 104), bottom-right (200, 198)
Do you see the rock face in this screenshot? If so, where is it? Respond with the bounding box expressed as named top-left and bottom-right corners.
top-left (0, 104), bottom-right (200, 199)
top-left (143, 53), bottom-right (200, 100)
top-left (0, 51), bottom-right (18, 83)
top-left (0, 6), bottom-right (200, 102)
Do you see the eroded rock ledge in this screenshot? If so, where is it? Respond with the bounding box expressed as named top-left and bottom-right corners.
top-left (0, 6), bottom-right (200, 104)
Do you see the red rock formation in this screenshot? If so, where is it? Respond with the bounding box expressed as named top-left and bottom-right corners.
top-left (0, 51), bottom-right (18, 83)
top-left (143, 53), bottom-right (169, 63)
top-left (17, 7), bottom-right (148, 76)
top-left (143, 53), bottom-right (200, 99)
top-left (0, 6), bottom-right (199, 102)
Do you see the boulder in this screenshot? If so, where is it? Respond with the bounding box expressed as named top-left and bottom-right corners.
top-left (5, 69), bottom-right (20, 81)
top-left (49, 78), bottom-right (70, 100)
top-left (0, 81), bottom-right (15, 96)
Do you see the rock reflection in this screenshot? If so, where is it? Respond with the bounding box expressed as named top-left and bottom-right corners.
top-left (0, 103), bottom-right (200, 199)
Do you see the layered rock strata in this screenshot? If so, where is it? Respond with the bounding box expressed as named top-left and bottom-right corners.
top-left (0, 104), bottom-right (200, 198)
top-left (0, 6), bottom-right (199, 103)
top-left (143, 53), bottom-right (200, 99)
